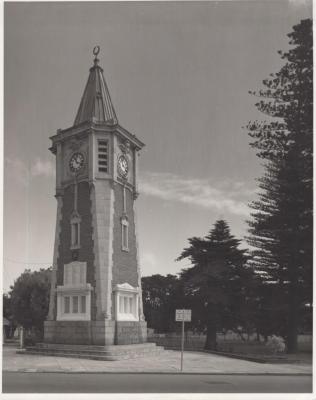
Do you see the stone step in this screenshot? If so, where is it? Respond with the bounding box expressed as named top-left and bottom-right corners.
top-left (18, 342), bottom-right (165, 361)
top-left (24, 346), bottom-right (162, 356)
top-left (18, 348), bottom-right (164, 361)
top-left (18, 350), bottom-right (118, 361)
top-left (36, 342), bottom-right (157, 351)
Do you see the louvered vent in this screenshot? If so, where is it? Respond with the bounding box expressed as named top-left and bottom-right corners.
top-left (98, 140), bottom-right (108, 173)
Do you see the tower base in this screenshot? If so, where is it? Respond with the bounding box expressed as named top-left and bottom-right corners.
top-left (44, 320), bottom-right (147, 345)
top-left (18, 342), bottom-right (163, 361)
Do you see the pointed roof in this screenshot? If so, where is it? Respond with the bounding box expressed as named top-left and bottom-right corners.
top-left (74, 47), bottom-right (118, 126)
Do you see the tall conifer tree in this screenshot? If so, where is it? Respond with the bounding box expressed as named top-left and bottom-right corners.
top-left (246, 19), bottom-right (313, 352)
top-left (177, 220), bottom-right (253, 350)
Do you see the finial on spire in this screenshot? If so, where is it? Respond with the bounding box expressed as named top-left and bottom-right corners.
top-left (93, 46), bottom-right (100, 66)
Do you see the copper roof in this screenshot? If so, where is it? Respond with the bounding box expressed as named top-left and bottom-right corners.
top-left (74, 49), bottom-right (118, 126)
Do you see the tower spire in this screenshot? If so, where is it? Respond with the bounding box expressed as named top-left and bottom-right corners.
top-left (74, 46), bottom-right (118, 126)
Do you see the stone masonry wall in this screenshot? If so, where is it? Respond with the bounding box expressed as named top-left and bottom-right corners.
top-left (44, 320), bottom-right (115, 345)
top-left (115, 321), bottom-right (147, 345)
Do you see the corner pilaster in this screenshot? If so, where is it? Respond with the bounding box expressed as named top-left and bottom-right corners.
top-left (90, 180), bottom-right (114, 320)
top-left (133, 199), bottom-right (145, 321)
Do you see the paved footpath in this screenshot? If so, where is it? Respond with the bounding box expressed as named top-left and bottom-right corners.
top-left (3, 345), bottom-right (312, 375)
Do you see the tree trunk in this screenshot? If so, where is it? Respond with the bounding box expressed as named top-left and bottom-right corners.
top-left (205, 320), bottom-right (217, 350)
top-left (286, 257), bottom-right (299, 354)
top-left (204, 304), bottom-right (218, 351)
top-left (286, 285), bottom-right (299, 353)
top-left (287, 318), bottom-right (298, 353)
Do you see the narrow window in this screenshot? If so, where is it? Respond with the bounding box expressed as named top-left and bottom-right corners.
top-left (70, 216), bottom-right (81, 250)
top-left (64, 297), bottom-right (70, 313)
top-left (98, 140), bottom-right (108, 173)
top-left (121, 217), bottom-right (129, 251)
top-left (73, 296), bottom-right (78, 313)
top-left (123, 225), bottom-right (128, 248)
top-left (81, 296), bottom-right (86, 313)
top-left (74, 223), bottom-right (79, 246)
top-left (71, 222), bottom-right (79, 247)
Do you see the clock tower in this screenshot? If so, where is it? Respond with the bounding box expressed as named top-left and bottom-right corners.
top-left (44, 47), bottom-right (147, 345)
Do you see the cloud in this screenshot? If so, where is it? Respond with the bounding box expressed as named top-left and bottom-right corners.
top-left (5, 157), bottom-right (55, 185)
top-left (31, 158), bottom-right (55, 178)
top-left (139, 172), bottom-right (256, 217)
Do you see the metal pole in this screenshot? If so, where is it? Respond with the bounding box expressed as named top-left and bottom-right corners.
top-left (181, 318), bottom-right (184, 372)
top-left (20, 327), bottom-right (24, 349)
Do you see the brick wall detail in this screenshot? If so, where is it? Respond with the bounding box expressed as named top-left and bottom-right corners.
top-left (112, 184), bottom-right (139, 288)
top-left (56, 181), bottom-right (95, 317)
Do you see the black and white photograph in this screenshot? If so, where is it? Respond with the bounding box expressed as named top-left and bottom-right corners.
top-left (3, 0), bottom-right (313, 396)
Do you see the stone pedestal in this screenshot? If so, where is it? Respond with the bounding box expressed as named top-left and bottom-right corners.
top-left (44, 320), bottom-right (146, 345)
top-left (115, 321), bottom-right (147, 345)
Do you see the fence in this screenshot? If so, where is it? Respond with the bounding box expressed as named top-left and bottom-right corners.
top-left (147, 333), bottom-right (312, 353)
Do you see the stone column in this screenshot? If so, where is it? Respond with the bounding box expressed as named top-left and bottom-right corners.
top-left (90, 180), bottom-right (114, 320)
top-left (133, 199), bottom-right (145, 321)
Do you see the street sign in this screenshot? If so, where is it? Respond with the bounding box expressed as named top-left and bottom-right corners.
top-left (175, 309), bottom-right (192, 372)
top-left (175, 309), bottom-right (191, 322)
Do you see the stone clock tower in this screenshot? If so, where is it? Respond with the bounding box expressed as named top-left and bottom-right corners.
top-left (44, 47), bottom-right (147, 345)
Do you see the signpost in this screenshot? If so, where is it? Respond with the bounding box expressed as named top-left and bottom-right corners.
top-left (175, 309), bottom-right (191, 372)
top-left (19, 326), bottom-right (24, 349)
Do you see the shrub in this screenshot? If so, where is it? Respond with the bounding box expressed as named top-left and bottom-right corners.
top-left (266, 335), bottom-right (286, 354)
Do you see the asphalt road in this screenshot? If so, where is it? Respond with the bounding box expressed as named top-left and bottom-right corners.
top-left (2, 372), bottom-right (312, 393)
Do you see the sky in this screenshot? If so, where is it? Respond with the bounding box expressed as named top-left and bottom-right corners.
top-left (3, 0), bottom-right (312, 291)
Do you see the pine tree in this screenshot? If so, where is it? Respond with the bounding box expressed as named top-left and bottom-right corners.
top-left (246, 19), bottom-right (313, 352)
top-left (177, 220), bottom-right (254, 350)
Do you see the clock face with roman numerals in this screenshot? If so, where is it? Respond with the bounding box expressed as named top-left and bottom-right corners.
top-left (69, 152), bottom-right (85, 173)
top-left (117, 155), bottom-right (129, 178)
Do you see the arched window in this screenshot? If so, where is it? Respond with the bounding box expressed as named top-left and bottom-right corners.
top-left (70, 212), bottom-right (81, 249)
top-left (121, 216), bottom-right (129, 251)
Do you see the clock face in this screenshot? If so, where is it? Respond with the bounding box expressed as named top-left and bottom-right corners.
top-left (117, 155), bottom-right (129, 178)
top-left (69, 152), bottom-right (85, 173)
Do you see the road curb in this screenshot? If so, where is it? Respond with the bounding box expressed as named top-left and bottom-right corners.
top-left (3, 369), bottom-right (312, 376)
